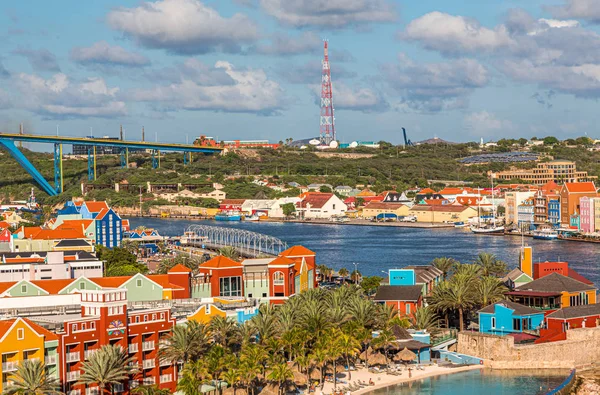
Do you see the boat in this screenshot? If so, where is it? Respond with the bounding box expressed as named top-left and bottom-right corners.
top-left (471, 174), bottom-right (505, 235)
top-left (245, 215), bottom-right (260, 222)
top-left (215, 211), bottom-right (241, 221)
top-left (533, 229), bottom-right (559, 240)
top-left (454, 221), bottom-right (466, 228)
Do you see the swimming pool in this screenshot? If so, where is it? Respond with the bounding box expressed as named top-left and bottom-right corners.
top-left (369, 369), bottom-right (569, 395)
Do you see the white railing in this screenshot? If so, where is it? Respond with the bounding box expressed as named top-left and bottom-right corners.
top-left (142, 377), bottom-right (155, 385)
top-left (113, 383), bottom-right (124, 393)
top-left (128, 344), bottom-right (138, 353)
top-left (130, 380), bottom-right (140, 389)
top-left (159, 358), bottom-right (172, 367)
top-left (84, 350), bottom-right (97, 360)
top-left (27, 358), bottom-right (40, 364)
top-left (160, 374), bottom-right (172, 383)
top-left (142, 341), bottom-right (155, 351)
top-left (66, 352), bottom-right (80, 363)
top-left (2, 361), bottom-right (18, 371)
top-left (46, 355), bottom-right (58, 365)
top-left (66, 371), bottom-right (80, 382)
top-left (142, 359), bottom-right (155, 369)
top-left (85, 388), bottom-right (99, 395)
top-left (68, 390), bottom-right (81, 395)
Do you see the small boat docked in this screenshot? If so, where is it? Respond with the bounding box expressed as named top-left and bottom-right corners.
top-left (533, 229), bottom-right (559, 240)
top-left (470, 224), bottom-right (505, 234)
top-left (215, 211), bottom-right (241, 221)
top-left (245, 215), bottom-right (260, 222)
top-left (454, 221), bottom-right (467, 228)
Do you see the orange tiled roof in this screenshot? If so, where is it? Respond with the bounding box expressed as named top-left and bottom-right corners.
top-left (268, 256), bottom-right (296, 266)
top-left (90, 276), bottom-right (131, 288)
top-left (200, 255), bottom-right (242, 269)
top-left (541, 181), bottom-right (560, 194)
top-left (31, 279), bottom-right (75, 294)
top-left (0, 281), bottom-right (17, 295)
top-left (31, 229), bottom-right (85, 240)
top-left (438, 187), bottom-right (464, 195)
top-left (5, 257), bottom-right (45, 264)
top-left (564, 182), bottom-right (597, 193)
top-left (280, 245), bottom-right (316, 257)
top-left (147, 275), bottom-right (184, 290)
top-left (0, 318), bottom-right (59, 341)
top-left (168, 264), bottom-right (192, 273)
top-left (356, 189), bottom-right (376, 197)
top-left (20, 226), bottom-right (42, 239)
top-left (418, 188), bottom-right (436, 194)
top-left (95, 208), bottom-right (109, 220)
top-left (0, 221), bottom-right (11, 229)
top-left (423, 199), bottom-right (447, 206)
top-left (55, 220), bottom-right (93, 231)
top-left (84, 201), bottom-right (109, 213)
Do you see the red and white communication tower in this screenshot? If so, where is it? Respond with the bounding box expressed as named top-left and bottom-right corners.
top-left (319, 40), bottom-right (336, 146)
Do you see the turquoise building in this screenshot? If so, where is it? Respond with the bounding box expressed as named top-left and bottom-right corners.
top-left (478, 300), bottom-right (545, 335)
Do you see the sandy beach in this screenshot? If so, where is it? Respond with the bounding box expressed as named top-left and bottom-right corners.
top-left (317, 364), bottom-right (483, 395)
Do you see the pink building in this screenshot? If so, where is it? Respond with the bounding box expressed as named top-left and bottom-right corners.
top-left (579, 196), bottom-right (594, 233)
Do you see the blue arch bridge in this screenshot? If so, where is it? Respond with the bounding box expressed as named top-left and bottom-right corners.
top-left (183, 224), bottom-right (288, 258)
top-left (0, 133), bottom-right (222, 196)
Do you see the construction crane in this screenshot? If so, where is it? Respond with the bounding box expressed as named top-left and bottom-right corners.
top-left (402, 127), bottom-right (414, 147)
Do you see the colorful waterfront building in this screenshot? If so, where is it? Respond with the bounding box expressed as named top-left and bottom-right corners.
top-left (547, 194), bottom-right (561, 226)
top-left (387, 266), bottom-right (443, 296)
top-left (538, 304), bottom-right (600, 343)
top-left (373, 285), bottom-right (422, 317)
top-left (517, 197), bottom-right (535, 231)
top-left (0, 318), bottom-right (60, 393)
top-left (504, 191), bottom-right (536, 226)
top-left (560, 182), bottom-right (598, 226)
top-left (478, 300), bottom-right (545, 336)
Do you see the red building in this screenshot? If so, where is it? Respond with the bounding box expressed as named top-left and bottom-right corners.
top-left (198, 256), bottom-right (244, 298)
top-left (533, 261), bottom-right (594, 285)
top-left (218, 199), bottom-right (246, 212)
top-left (373, 285), bottom-right (423, 317)
top-left (280, 245), bottom-right (317, 289)
top-left (33, 289), bottom-right (177, 394)
top-left (537, 304), bottom-right (600, 343)
top-left (267, 256), bottom-right (296, 305)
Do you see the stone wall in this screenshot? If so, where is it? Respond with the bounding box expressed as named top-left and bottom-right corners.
top-left (457, 327), bottom-right (600, 369)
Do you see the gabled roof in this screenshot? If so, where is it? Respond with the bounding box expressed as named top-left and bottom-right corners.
top-left (417, 188), bottom-right (436, 194)
top-left (55, 239), bottom-right (92, 247)
top-left (90, 276), bottom-right (131, 288)
top-left (20, 226), bottom-right (42, 239)
top-left (373, 285), bottom-right (422, 302)
top-left (0, 281), bottom-right (17, 295)
top-left (31, 229), bottom-right (85, 240)
top-left (83, 201), bottom-right (110, 213)
top-left (31, 279), bottom-right (76, 294)
top-left (168, 264), bottom-right (192, 273)
top-left (502, 268), bottom-right (530, 283)
top-left (0, 318), bottom-right (59, 342)
top-left (364, 202), bottom-right (407, 210)
top-left (547, 304), bottom-right (600, 320)
top-left (95, 208), bottom-right (110, 220)
top-left (280, 245), bottom-right (316, 257)
top-left (297, 193), bottom-right (335, 209)
top-left (568, 268), bottom-right (594, 285)
top-left (478, 300), bottom-right (541, 316)
top-left (200, 255), bottom-right (242, 269)
top-left (55, 220), bottom-right (94, 231)
top-left (540, 181), bottom-right (560, 194)
top-left (268, 256), bottom-right (295, 267)
top-left (147, 275), bottom-right (185, 290)
top-left (514, 272), bottom-right (595, 293)
top-left (221, 199), bottom-right (246, 205)
top-left (563, 182), bottom-right (597, 193)
top-left (404, 265), bottom-right (443, 283)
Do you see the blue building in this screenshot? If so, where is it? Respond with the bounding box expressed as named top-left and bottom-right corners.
top-left (548, 197), bottom-right (560, 226)
top-left (388, 266), bottom-right (443, 296)
top-left (478, 300), bottom-right (545, 336)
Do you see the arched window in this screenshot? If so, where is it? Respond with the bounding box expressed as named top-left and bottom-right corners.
top-left (273, 271), bottom-right (285, 285)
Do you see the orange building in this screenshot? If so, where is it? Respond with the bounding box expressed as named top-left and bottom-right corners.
top-left (559, 182), bottom-right (598, 225)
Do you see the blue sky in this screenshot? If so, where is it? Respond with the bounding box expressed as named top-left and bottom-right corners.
top-left (1, 0), bottom-right (600, 148)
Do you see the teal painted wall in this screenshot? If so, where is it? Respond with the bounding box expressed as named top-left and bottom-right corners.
top-left (60, 278), bottom-right (101, 294)
top-left (7, 281), bottom-right (48, 297)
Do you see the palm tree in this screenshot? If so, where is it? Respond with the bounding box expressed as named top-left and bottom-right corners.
top-left (350, 269), bottom-right (362, 283)
top-left (209, 316), bottom-right (239, 349)
top-left (411, 306), bottom-right (439, 333)
top-left (428, 280), bottom-right (452, 328)
top-left (177, 360), bottom-right (211, 395)
top-left (267, 363), bottom-right (293, 395)
top-left (338, 267), bottom-right (349, 283)
top-left (476, 276), bottom-right (508, 307)
top-left (3, 359), bottom-right (62, 395)
top-left (222, 368), bottom-right (241, 395)
top-left (372, 329), bottom-right (395, 369)
top-left (338, 333), bottom-right (361, 380)
top-left (435, 274), bottom-right (476, 331)
top-left (474, 252), bottom-right (508, 277)
top-left (326, 333), bottom-right (344, 392)
top-left (431, 257), bottom-right (455, 280)
top-left (78, 344), bottom-right (138, 395)
top-left (131, 385), bottom-right (171, 395)
top-left (309, 347), bottom-right (328, 387)
top-left (453, 263), bottom-right (482, 278)
top-left (218, 246), bottom-right (240, 260)
top-left (293, 354), bottom-right (311, 388)
top-left (205, 345), bottom-right (230, 388)
top-left (159, 321), bottom-right (210, 365)
top-left (250, 304), bottom-right (278, 344)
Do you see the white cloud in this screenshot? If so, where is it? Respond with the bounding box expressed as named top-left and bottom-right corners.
top-left (71, 41), bottom-right (150, 67)
top-left (549, 0), bottom-right (600, 24)
top-left (310, 82), bottom-right (387, 112)
top-left (12, 48), bottom-right (61, 72)
top-left (403, 12), bottom-right (514, 55)
top-left (380, 54), bottom-right (489, 112)
top-left (464, 111), bottom-right (514, 136)
top-left (14, 73), bottom-right (126, 118)
top-left (250, 31), bottom-right (320, 56)
top-left (131, 61), bottom-right (285, 114)
top-left (107, 0), bottom-right (259, 54)
top-left (260, 0), bottom-right (396, 28)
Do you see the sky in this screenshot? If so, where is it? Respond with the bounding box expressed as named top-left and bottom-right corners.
top-left (1, 0), bottom-right (600, 148)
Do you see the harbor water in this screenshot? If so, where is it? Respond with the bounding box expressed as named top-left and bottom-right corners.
top-left (129, 218), bottom-right (600, 284)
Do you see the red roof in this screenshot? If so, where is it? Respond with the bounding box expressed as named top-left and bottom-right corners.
top-left (95, 208), bottom-right (110, 220)
top-left (55, 220), bottom-right (93, 232)
top-left (509, 332), bottom-right (538, 343)
top-left (568, 268), bottom-right (594, 285)
top-left (438, 187), bottom-right (465, 195)
top-left (0, 281), bottom-right (17, 294)
top-left (423, 199), bottom-right (447, 206)
top-left (280, 245), bottom-right (316, 257)
top-left (220, 199), bottom-right (246, 205)
top-left (20, 226), bottom-right (42, 239)
top-left (268, 256), bottom-right (296, 267)
top-left (564, 182), bottom-right (597, 193)
top-left (363, 202), bottom-right (406, 210)
top-left (456, 196), bottom-right (484, 206)
top-left (418, 188), bottom-right (436, 194)
top-left (84, 201), bottom-right (110, 213)
top-left (31, 279), bottom-right (75, 294)
top-left (168, 264), bottom-right (192, 273)
top-left (147, 275), bottom-right (184, 290)
top-left (0, 318), bottom-right (59, 342)
top-left (0, 221), bottom-right (11, 229)
top-left (90, 276), bottom-right (131, 288)
top-left (200, 255), bottom-right (242, 269)
top-left (298, 193), bottom-right (334, 209)
top-left (540, 181), bottom-right (560, 194)
top-left (31, 228), bottom-right (85, 240)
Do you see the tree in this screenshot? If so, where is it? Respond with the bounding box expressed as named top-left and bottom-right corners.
top-left (267, 363), bottom-right (293, 395)
top-left (338, 333), bottom-right (361, 379)
top-left (411, 306), bottom-right (439, 333)
top-left (359, 275), bottom-right (382, 295)
top-left (209, 316), bottom-right (239, 350)
top-left (474, 253), bottom-right (507, 277)
top-left (78, 344), bottom-right (138, 395)
top-left (372, 329), bottom-right (395, 368)
top-left (431, 257), bottom-right (455, 280)
top-left (159, 321), bottom-right (210, 365)
top-left (476, 276), bottom-right (508, 307)
top-left (281, 203), bottom-right (296, 219)
top-left (433, 274), bottom-right (476, 331)
top-left (222, 367), bottom-right (241, 395)
top-left (156, 255), bottom-right (200, 275)
top-left (177, 360), bottom-right (211, 395)
top-left (218, 246), bottom-right (240, 261)
top-left (96, 245), bottom-right (148, 277)
top-left (543, 136), bottom-right (559, 146)
top-left (131, 386), bottom-right (171, 395)
top-left (319, 185), bottom-right (332, 193)
top-left (3, 359), bottom-right (62, 395)
top-left (338, 267), bottom-right (349, 282)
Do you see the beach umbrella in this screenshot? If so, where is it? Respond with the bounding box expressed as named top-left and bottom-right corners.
top-left (293, 371), bottom-right (307, 386)
top-left (397, 347), bottom-right (417, 362)
top-left (367, 352), bottom-right (387, 366)
top-left (359, 346), bottom-right (374, 361)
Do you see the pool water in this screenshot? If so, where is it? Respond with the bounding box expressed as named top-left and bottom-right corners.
top-left (369, 369), bottom-right (569, 395)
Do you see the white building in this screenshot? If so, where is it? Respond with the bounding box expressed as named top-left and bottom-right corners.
top-left (0, 251), bottom-right (103, 281)
top-left (269, 197), bottom-right (302, 218)
top-left (241, 199), bottom-right (278, 216)
top-left (297, 193), bottom-right (347, 219)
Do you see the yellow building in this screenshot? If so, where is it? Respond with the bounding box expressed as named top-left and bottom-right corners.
top-left (186, 304), bottom-right (227, 324)
top-left (495, 160), bottom-right (597, 186)
top-left (594, 198), bottom-right (600, 232)
top-left (408, 205), bottom-right (478, 223)
top-left (362, 202), bottom-right (410, 219)
top-left (0, 318), bottom-right (60, 392)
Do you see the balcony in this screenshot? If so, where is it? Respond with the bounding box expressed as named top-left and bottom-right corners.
top-left (84, 350), bottom-right (97, 360)
top-left (85, 388), bottom-right (99, 395)
top-left (2, 361), bottom-right (18, 372)
top-left (160, 374), bottom-right (172, 383)
top-left (142, 359), bottom-right (155, 369)
top-left (128, 344), bottom-right (139, 354)
top-left (66, 352), bottom-right (80, 363)
top-left (141, 341), bottom-right (155, 351)
top-left (159, 358), bottom-right (172, 367)
top-left (113, 383), bottom-right (124, 393)
top-left (66, 371), bottom-right (80, 382)
top-left (142, 377), bottom-right (155, 385)
top-left (46, 355), bottom-right (58, 365)
top-left (130, 380), bottom-right (140, 389)
top-left (68, 391), bottom-right (81, 395)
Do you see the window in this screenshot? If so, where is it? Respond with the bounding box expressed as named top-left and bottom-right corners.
top-left (262, 293), bottom-right (267, 298)
top-left (219, 276), bottom-right (242, 297)
top-left (513, 318), bottom-right (522, 331)
top-left (136, 279), bottom-right (142, 287)
top-left (80, 282), bottom-right (85, 290)
top-left (406, 304), bottom-right (411, 315)
top-left (17, 328), bottom-right (24, 340)
top-left (273, 271), bottom-right (285, 286)
top-left (72, 324), bottom-right (78, 332)
top-left (21, 284), bottom-right (27, 293)
top-left (491, 317), bottom-right (496, 329)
